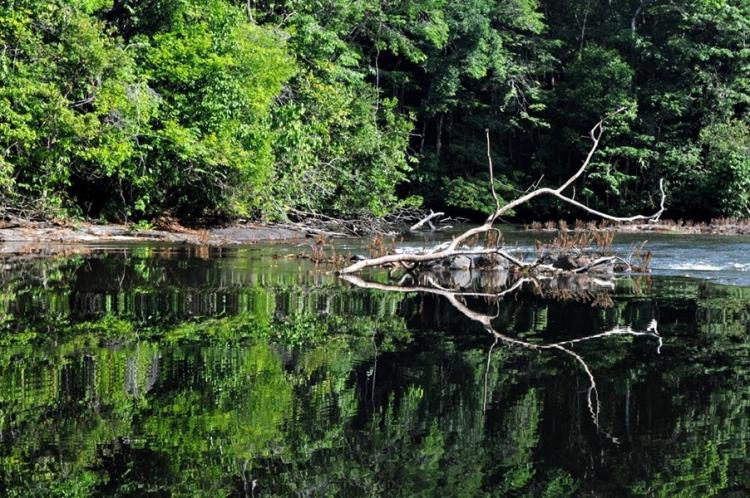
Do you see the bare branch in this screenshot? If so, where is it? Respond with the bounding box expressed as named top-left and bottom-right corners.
top-left (339, 247), bottom-right (526, 274)
top-left (409, 210), bottom-right (445, 232)
top-left (339, 109), bottom-right (667, 275)
top-left (486, 129), bottom-right (501, 212)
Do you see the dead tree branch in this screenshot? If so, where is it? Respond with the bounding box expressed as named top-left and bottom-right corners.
top-left (409, 210), bottom-right (445, 232)
top-left (486, 129), bottom-right (501, 212)
top-left (340, 109), bottom-right (667, 275)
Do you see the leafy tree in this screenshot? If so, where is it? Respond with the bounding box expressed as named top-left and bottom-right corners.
top-left (2, 0), bottom-right (750, 222)
top-left (0, 0), bottom-right (156, 217)
top-left (137, 0), bottom-right (295, 219)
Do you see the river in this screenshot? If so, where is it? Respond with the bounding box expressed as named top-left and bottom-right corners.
top-left (0, 229), bottom-right (748, 496)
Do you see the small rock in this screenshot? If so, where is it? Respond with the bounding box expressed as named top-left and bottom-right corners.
top-left (472, 254), bottom-right (508, 270)
top-left (576, 255), bottom-right (592, 267)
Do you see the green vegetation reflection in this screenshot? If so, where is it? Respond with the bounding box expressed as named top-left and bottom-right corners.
top-left (0, 251), bottom-right (748, 496)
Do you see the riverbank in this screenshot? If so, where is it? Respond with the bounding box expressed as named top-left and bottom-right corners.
top-left (3, 216), bottom-right (750, 251)
top-left (0, 207), bottom-right (442, 250)
top-left (0, 220), bottom-right (307, 258)
top-left (524, 219), bottom-right (750, 236)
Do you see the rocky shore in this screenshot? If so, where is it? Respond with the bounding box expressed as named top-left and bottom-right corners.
top-left (0, 220), bottom-right (307, 258)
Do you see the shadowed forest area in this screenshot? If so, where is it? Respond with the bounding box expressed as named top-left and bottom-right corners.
top-left (1, 0), bottom-right (748, 224)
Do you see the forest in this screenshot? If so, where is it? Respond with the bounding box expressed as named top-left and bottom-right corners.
top-left (1, 0), bottom-right (748, 223)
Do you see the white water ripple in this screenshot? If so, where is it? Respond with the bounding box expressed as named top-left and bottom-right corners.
top-left (662, 262), bottom-right (750, 272)
top-left (664, 262), bottom-right (724, 272)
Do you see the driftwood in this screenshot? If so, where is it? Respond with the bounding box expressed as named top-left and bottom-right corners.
top-left (340, 109), bottom-right (667, 275)
top-left (283, 207), bottom-right (455, 238)
top-left (409, 210), bottom-right (445, 232)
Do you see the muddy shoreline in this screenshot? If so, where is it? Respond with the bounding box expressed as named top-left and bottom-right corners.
top-left (0, 220), bottom-right (308, 258)
top-left (3, 218), bottom-right (750, 260)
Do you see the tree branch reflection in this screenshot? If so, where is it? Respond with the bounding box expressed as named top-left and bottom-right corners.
top-left (341, 274), bottom-right (662, 439)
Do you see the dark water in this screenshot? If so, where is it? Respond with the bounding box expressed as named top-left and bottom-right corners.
top-left (0, 238), bottom-right (749, 497)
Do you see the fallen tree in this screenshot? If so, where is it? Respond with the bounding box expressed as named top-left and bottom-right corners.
top-left (409, 210), bottom-right (446, 232)
top-left (339, 109), bottom-right (666, 276)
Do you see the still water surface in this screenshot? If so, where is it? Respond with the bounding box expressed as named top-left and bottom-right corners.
top-left (0, 230), bottom-right (749, 496)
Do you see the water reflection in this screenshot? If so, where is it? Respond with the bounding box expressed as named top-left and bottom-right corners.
top-left (342, 274), bottom-right (663, 441)
top-left (0, 247), bottom-right (748, 496)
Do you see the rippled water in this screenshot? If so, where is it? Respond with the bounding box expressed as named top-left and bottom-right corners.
top-left (386, 227), bottom-right (750, 285)
top-left (0, 233), bottom-right (748, 496)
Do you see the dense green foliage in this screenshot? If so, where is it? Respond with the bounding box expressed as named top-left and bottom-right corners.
top-left (1, 0), bottom-right (748, 220)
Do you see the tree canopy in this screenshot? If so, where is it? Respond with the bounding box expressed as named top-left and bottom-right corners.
top-left (1, 0), bottom-right (748, 221)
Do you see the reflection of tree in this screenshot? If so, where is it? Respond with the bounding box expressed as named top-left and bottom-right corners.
top-left (342, 274), bottom-right (662, 437)
top-left (0, 251), bottom-right (749, 496)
